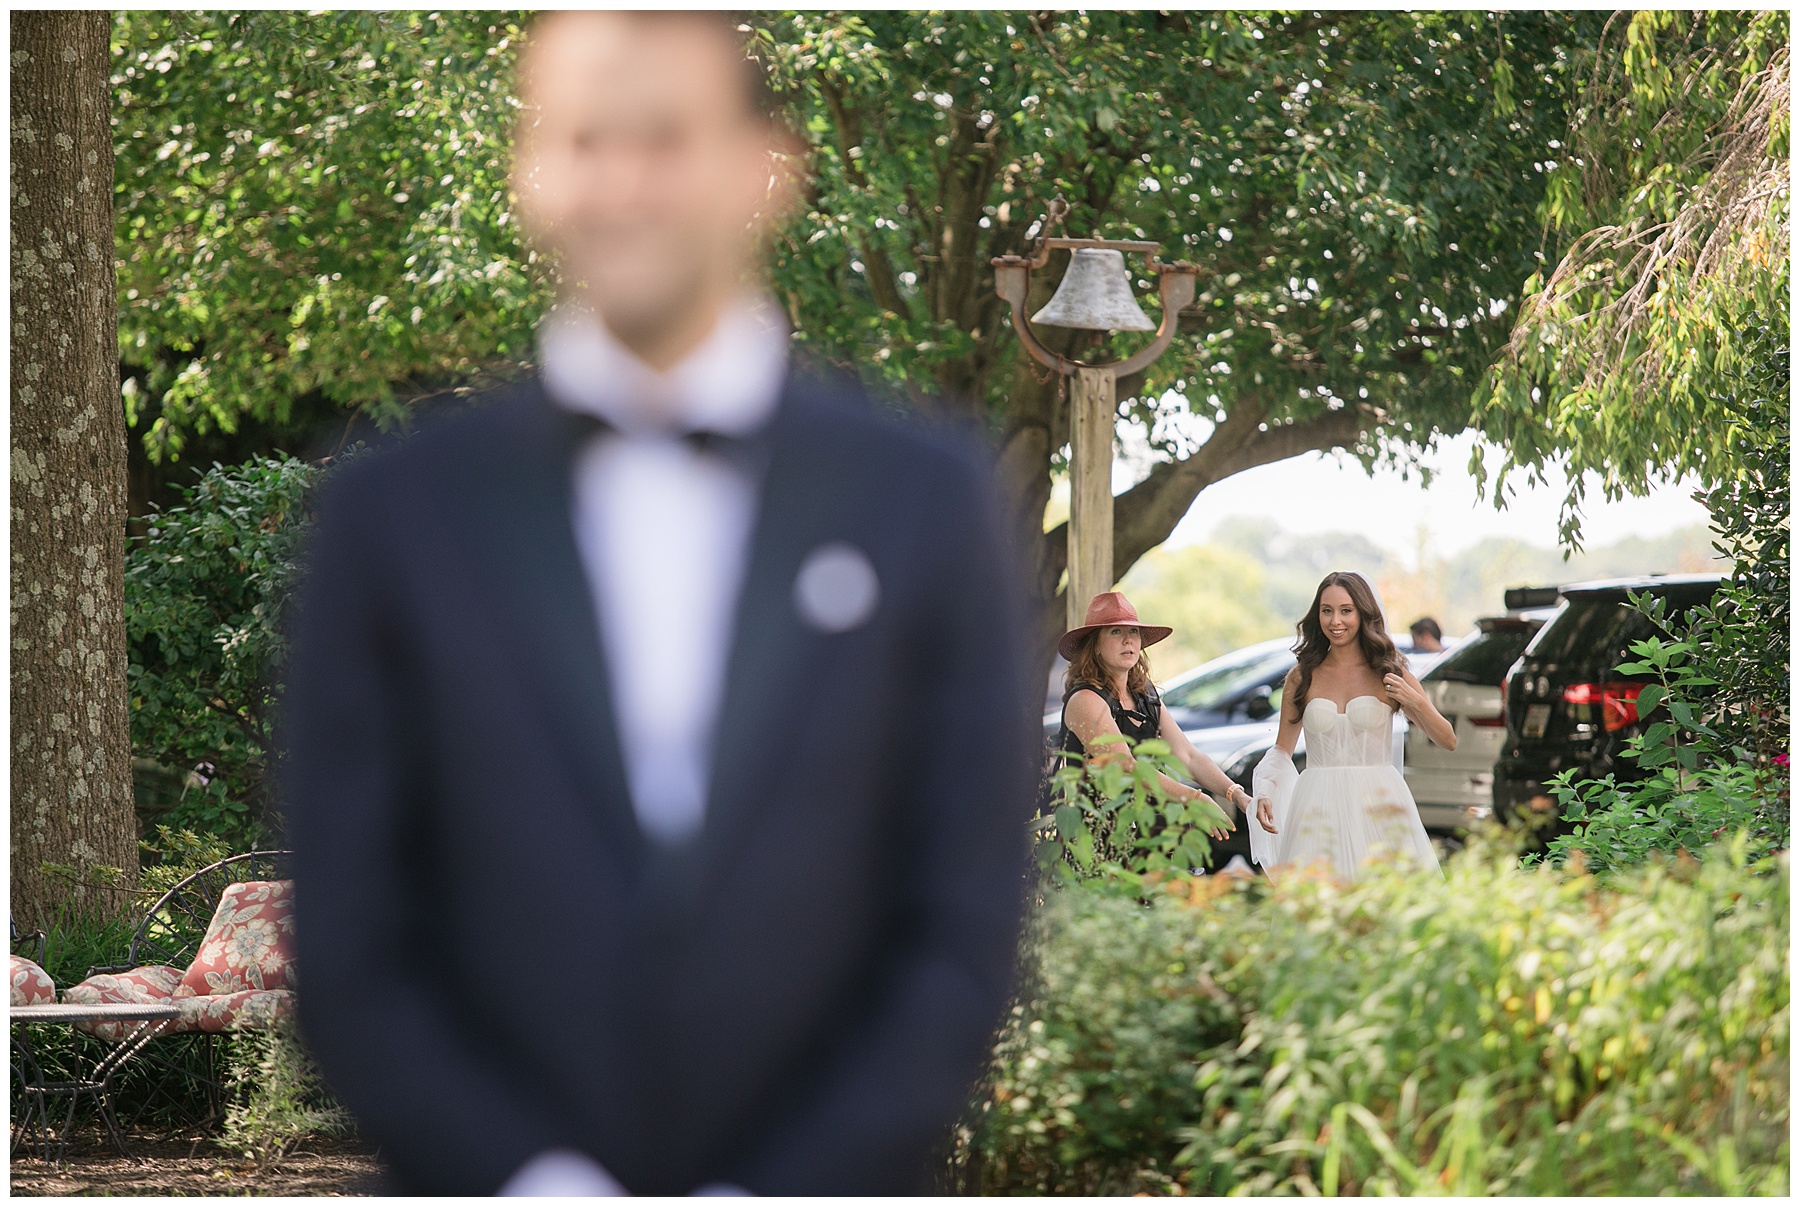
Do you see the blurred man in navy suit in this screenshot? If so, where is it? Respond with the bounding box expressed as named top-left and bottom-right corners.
top-left (280, 11), bottom-right (1038, 1196)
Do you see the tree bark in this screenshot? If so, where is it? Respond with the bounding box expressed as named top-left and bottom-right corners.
top-left (11, 10), bottom-right (137, 925)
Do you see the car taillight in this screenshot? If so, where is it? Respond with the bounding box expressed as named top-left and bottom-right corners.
top-left (1562, 682), bottom-right (1644, 731)
top-left (1469, 714), bottom-right (1507, 728)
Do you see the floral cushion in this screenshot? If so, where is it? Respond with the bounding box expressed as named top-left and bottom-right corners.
top-left (174, 987), bottom-right (295, 1034)
top-left (177, 880), bottom-right (296, 998)
top-left (62, 967), bottom-right (293, 1040)
top-left (10, 955), bottom-right (56, 1007)
top-left (50, 880), bottom-right (299, 1044)
top-left (63, 965), bottom-right (184, 1040)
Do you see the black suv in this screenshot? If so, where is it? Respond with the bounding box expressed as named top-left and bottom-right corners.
top-left (1492, 573), bottom-right (1722, 827)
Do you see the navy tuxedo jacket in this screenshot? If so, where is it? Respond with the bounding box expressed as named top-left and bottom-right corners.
top-left (279, 371), bottom-right (1039, 1195)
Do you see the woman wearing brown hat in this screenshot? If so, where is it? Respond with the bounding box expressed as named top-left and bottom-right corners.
top-left (1054, 592), bottom-right (1250, 842)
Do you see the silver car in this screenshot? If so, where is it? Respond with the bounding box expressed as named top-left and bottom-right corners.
top-left (1404, 608), bottom-right (1558, 830)
top-left (1042, 637), bottom-right (1296, 761)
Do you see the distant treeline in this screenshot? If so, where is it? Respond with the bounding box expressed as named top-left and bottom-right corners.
top-left (1121, 519), bottom-right (1721, 675)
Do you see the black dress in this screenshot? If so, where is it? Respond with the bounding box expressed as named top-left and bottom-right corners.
top-left (1044, 682), bottom-right (1165, 863)
top-left (1055, 682), bottom-right (1163, 768)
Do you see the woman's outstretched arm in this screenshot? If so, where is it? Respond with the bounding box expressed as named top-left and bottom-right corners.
top-left (1158, 706), bottom-right (1248, 826)
top-left (1065, 689), bottom-right (1231, 840)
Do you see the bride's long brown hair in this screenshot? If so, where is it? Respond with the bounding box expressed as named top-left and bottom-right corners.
top-left (1288, 571), bottom-right (1405, 719)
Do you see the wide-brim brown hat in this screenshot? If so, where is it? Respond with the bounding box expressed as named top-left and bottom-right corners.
top-left (1057, 591), bottom-right (1174, 662)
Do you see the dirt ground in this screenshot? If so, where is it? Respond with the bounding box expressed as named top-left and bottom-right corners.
top-left (9, 1127), bottom-right (391, 1196)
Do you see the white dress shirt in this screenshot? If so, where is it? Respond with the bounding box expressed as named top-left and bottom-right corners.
top-left (540, 292), bottom-right (789, 848)
top-left (502, 296), bottom-right (786, 1198)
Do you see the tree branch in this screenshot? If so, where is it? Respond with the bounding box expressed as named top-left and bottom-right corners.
top-left (933, 107), bottom-right (1000, 324)
top-left (1087, 401), bottom-right (1376, 585)
top-left (1028, 394), bottom-right (1338, 645)
top-left (819, 77), bottom-right (911, 317)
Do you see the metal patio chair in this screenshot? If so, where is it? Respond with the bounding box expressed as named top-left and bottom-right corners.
top-left (83, 850), bottom-right (293, 1131)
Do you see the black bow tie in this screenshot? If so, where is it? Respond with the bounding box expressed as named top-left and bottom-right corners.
top-left (559, 407), bottom-right (771, 474)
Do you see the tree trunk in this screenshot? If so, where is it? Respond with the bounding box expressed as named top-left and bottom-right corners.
top-left (11, 10), bottom-right (137, 925)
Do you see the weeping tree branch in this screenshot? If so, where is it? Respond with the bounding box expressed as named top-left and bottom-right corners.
top-left (1479, 14), bottom-right (1787, 546)
top-left (1511, 39), bottom-right (1787, 388)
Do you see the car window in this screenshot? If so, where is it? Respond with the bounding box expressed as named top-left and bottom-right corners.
top-left (1427, 627), bottom-right (1535, 686)
top-left (1524, 598), bottom-right (1660, 668)
top-left (1160, 647), bottom-right (1293, 712)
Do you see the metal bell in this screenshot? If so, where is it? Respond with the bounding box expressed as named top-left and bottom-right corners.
top-left (1030, 247), bottom-right (1155, 332)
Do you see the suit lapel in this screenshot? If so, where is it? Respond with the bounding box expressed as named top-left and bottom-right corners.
top-left (455, 383), bottom-right (644, 862)
top-left (700, 378), bottom-right (841, 862)
top-left (454, 374), bottom-right (856, 876)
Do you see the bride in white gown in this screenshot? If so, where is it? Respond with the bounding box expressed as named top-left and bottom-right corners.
top-left (1248, 571), bottom-right (1457, 882)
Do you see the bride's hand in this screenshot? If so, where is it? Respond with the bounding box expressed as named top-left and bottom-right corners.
top-left (1382, 672), bottom-right (1426, 714)
top-left (1256, 796), bottom-right (1279, 834)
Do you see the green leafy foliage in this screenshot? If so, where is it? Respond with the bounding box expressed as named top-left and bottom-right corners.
top-left (759, 12), bottom-right (1608, 626)
top-left (113, 11), bottom-right (542, 464)
top-left (948, 881), bottom-right (1241, 1194)
top-left (113, 12), bottom-right (1606, 645)
top-left (136, 827), bottom-right (239, 899)
top-left (1545, 766), bottom-right (1780, 877)
top-left (1668, 316), bottom-right (1792, 769)
top-left (28, 912), bottom-right (137, 995)
top-left (118, 11), bottom-right (1593, 462)
top-left (11, 1017), bottom-right (223, 1139)
top-left (762, 11), bottom-right (1590, 426)
top-left (126, 455), bottom-right (323, 852)
top-left (952, 837), bottom-right (1788, 1195)
top-left (222, 1018), bottom-right (356, 1167)
top-left (1548, 318), bottom-right (1788, 872)
top-left (1037, 734), bottom-right (1232, 884)
top-left (1476, 12), bottom-right (1788, 544)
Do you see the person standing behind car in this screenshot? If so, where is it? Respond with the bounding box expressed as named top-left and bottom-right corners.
top-left (1409, 616), bottom-right (1445, 653)
top-left (280, 12), bottom-right (1039, 1197)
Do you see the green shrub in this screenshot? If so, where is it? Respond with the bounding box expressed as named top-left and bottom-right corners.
top-left (126, 454), bottom-right (322, 853)
top-left (1037, 734), bottom-right (1233, 884)
top-left (953, 837), bottom-right (1788, 1195)
top-left (221, 1018), bottom-right (355, 1167)
top-left (31, 828), bottom-right (236, 987)
top-left (30, 911), bottom-right (139, 994)
top-left (949, 885), bottom-right (1241, 1194)
top-left (1675, 315), bottom-right (1790, 770)
top-left (1546, 764), bottom-right (1781, 876)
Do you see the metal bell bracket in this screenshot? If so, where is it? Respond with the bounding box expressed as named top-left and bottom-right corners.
top-left (991, 197), bottom-right (1199, 377)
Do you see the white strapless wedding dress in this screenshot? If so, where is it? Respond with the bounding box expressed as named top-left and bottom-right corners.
top-left (1250, 695), bottom-right (1440, 882)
